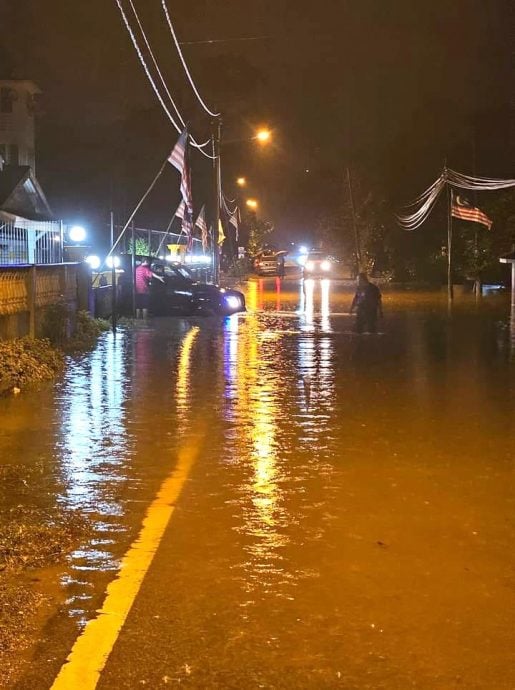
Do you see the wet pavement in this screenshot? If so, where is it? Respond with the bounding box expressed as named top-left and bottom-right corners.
top-left (2, 277), bottom-right (515, 689)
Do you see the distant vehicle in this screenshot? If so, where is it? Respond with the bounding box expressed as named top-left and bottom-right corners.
top-left (303, 251), bottom-right (334, 278)
top-left (117, 256), bottom-right (245, 316)
top-left (253, 250), bottom-right (286, 276)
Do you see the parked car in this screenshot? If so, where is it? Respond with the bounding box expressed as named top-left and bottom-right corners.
top-left (302, 251), bottom-right (334, 278)
top-left (118, 256), bottom-right (245, 316)
top-left (253, 251), bottom-right (285, 276)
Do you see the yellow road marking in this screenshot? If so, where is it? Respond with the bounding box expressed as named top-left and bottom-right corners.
top-left (51, 328), bottom-right (201, 690)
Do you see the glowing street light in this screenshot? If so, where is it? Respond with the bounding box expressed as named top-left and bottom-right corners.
top-left (68, 225), bottom-right (87, 243)
top-left (246, 198), bottom-right (258, 210)
top-left (236, 177), bottom-right (247, 187)
top-left (255, 128), bottom-right (271, 144)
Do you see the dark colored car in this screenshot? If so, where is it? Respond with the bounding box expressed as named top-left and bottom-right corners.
top-left (118, 256), bottom-right (245, 316)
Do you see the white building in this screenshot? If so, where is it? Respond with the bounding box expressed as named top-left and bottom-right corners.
top-left (0, 79), bottom-right (41, 173)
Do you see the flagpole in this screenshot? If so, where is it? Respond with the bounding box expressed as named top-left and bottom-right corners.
top-left (108, 159), bottom-right (168, 259)
top-left (212, 116), bottom-right (222, 284)
top-left (447, 182), bottom-right (454, 301)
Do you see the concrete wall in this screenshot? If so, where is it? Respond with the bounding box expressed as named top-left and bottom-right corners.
top-left (0, 263), bottom-right (90, 340)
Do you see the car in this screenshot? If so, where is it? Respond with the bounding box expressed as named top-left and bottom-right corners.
top-left (302, 251), bottom-right (334, 278)
top-left (118, 256), bottom-right (246, 316)
top-left (253, 251), bottom-right (285, 276)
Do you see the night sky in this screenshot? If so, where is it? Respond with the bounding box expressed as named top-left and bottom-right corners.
top-left (1, 0), bottom-right (512, 245)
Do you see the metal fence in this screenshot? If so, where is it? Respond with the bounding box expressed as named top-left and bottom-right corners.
top-left (0, 218), bottom-right (63, 265)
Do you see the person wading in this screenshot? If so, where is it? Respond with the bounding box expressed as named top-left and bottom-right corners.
top-left (135, 258), bottom-right (164, 319)
top-left (349, 272), bottom-right (383, 333)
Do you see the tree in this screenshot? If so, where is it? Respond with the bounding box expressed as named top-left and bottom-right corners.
top-left (247, 216), bottom-right (274, 256)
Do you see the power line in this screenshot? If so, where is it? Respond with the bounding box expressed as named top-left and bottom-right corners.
top-left (179, 35), bottom-right (271, 46)
top-left (161, 0), bottom-right (220, 118)
top-left (114, 0), bottom-right (215, 158)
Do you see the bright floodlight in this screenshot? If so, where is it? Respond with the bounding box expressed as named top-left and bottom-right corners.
top-left (299, 245), bottom-right (308, 254)
top-left (106, 256), bottom-right (120, 269)
top-left (85, 255), bottom-right (101, 270)
top-left (256, 128), bottom-right (271, 143)
top-left (69, 225), bottom-right (87, 243)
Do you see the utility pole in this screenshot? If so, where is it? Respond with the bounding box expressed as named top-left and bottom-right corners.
top-left (346, 166), bottom-right (362, 273)
top-left (212, 116), bottom-right (222, 284)
top-left (447, 183), bottom-right (454, 302)
top-left (110, 211), bottom-right (117, 333)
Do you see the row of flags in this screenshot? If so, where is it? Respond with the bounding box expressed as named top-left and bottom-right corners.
top-left (168, 128), bottom-right (239, 252)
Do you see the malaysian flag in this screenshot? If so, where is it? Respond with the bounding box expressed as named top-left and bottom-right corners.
top-left (195, 206), bottom-right (209, 252)
top-left (452, 193), bottom-right (493, 229)
top-left (229, 207), bottom-right (240, 242)
top-left (168, 128), bottom-right (194, 230)
top-left (175, 199), bottom-right (185, 220)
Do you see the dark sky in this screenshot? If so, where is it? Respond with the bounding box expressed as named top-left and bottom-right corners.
top-left (1, 0), bottom-right (512, 244)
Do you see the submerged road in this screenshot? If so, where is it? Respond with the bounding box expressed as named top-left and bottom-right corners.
top-left (4, 278), bottom-right (515, 689)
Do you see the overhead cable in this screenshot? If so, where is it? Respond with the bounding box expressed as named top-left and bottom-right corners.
top-left (115, 0), bottom-right (216, 159)
top-left (161, 0), bottom-right (221, 118)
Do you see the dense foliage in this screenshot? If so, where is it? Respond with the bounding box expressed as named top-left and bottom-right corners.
top-left (0, 338), bottom-right (63, 394)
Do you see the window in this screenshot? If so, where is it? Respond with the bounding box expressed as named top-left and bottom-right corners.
top-left (0, 88), bottom-right (13, 113)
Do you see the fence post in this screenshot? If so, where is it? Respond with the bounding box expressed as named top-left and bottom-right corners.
top-left (27, 265), bottom-right (36, 338)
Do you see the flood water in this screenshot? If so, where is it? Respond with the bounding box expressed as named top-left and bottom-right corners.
top-left (2, 278), bottom-right (515, 689)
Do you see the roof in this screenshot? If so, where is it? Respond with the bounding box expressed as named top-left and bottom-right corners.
top-left (0, 79), bottom-right (41, 94)
top-left (0, 165), bottom-right (53, 221)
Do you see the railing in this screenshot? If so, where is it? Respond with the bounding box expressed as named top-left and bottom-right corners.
top-left (0, 218), bottom-right (63, 265)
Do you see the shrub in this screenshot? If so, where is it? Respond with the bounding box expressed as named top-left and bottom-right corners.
top-left (0, 338), bottom-right (63, 393)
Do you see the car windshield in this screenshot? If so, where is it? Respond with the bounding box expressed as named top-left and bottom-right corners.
top-left (153, 264), bottom-right (191, 280)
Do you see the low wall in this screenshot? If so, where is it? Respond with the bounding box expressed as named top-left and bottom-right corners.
top-left (0, 263), bottom-right (90, 340)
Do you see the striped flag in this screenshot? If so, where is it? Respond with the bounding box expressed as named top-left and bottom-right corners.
top-left (175, 199), bottom-right (185, 220)
top-left (452, 193), bottom-right (493, 229)
top-left (229, 207), bottom-right (240, 242)
top-left (168, 128), bottom-right (194, 229)
top-left (195, 206), bottom-right (209, 252)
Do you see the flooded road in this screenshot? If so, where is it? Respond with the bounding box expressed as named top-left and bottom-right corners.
top-left (2, 278), bottom-right (515, 689)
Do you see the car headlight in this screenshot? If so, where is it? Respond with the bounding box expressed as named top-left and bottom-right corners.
top-left (321, 260), bottom-right (331, 271)
top-left (225, 295), bottom-right (241, 309)
top-left (305, 261), bottom-right (314, 271)
top-left (297, 255), bottom-right (307, 266)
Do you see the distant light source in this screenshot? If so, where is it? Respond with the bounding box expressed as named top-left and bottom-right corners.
top-left (85, 255), bottom-right (101, 270)
top-left (246, 198), bottom-right (258, 210)
top-left (236, 177), bottom-right (247, 187)
top-left (106, 256), bottom-right (120, 269)
top-left (299, 245), bottom-right (308, 255)
top-left (321, 260), bottom-right (331, 271)
top-left (256, 128), bottom-right (271, 144)
top-left (69, 225), bottom-right (87, 243)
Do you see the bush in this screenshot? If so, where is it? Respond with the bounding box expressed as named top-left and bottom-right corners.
top-left (66, 311), bottom-right (110, 351)
top-left (0, 338), bottom-right (63, 393)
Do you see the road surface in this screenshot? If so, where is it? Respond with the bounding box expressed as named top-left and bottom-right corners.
top-left (3, 277), bottom-right (515, 689)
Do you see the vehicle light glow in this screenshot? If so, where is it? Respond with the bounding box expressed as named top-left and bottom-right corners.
top-left (321, 260), bottom-right (331, 271)
top-left (305, 261), bottom-right (314, 271)
top-left (225, 295), bottom-right (241, 310)
top-left (85, 255), bottom-right (101, 270)
top-left (297, 255), bottom-right (307, 266)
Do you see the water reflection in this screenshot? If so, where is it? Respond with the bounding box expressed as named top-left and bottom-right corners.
top-left (58, 330), bottom-right (129, 512)
top-left (223, 308), bottom-right (288, 593)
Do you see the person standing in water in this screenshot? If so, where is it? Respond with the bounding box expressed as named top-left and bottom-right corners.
top-left (349, 272), bottom-right (383, 333)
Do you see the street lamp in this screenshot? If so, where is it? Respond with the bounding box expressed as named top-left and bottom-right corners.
top-left (255, 128), bottom-right (271, 144)
top-left (246, 198), bottom-right (258, 210)
top-left (236, 177), bottom-right (247, 187)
